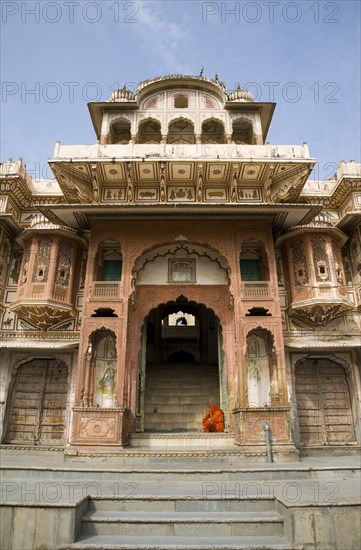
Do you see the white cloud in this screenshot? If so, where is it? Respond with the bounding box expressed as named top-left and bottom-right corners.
top-left (132, 1), bottom-right (192, 73)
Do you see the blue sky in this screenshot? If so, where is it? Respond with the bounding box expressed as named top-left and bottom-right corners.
top-left (1, 0), bottom-right (360, 180)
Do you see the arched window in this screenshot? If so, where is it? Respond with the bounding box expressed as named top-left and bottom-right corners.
top-left (108, 119), bottom-right (131, 144)
top-left (168, 119), bottom-right (195, 144)
top-left (201, 119), bottom-right (225, 144)
top-left (174, 95), bottom-right (189, 108)
top-left (137, 119), bottom-right (162, 144)
top-left (232, 119), bottom-right (255, 144)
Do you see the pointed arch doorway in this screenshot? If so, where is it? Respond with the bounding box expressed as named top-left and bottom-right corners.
top-left (136, 297), bottom-right (227, 433)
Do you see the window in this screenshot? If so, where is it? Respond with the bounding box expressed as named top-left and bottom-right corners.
top-left (103, 260), bottom-right (122, 281)
top-left (174, 95), bottom-right (188, 108)
top-left (240, 260), bottom-right (261, 281)
top-left (168, 258), bottom-right (196, 283)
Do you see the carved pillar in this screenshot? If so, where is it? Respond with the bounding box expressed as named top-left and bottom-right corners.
top-left (154, 307), bottom-right (162, 363)
top-left (199, 304), bottom-right (208, 363)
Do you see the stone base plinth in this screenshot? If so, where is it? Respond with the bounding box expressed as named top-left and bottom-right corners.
top-left (72, 407), bottom-right (132, 446)
top-left (233, 407), bottom-right (291, 443)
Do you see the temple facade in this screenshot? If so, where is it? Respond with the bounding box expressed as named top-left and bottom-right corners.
top-left (0, 74), bottom-right (360, 459)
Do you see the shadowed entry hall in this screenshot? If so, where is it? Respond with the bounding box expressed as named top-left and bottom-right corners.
top-left (136, 298), bottom-right (226, 432)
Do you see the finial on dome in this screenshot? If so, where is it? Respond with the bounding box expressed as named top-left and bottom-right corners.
top-left (227, 84), bottom-right (254, 102)
top-left (199, 67), bottom-right (204, 77)
top-left (108, 87), bottom-right (136, 102)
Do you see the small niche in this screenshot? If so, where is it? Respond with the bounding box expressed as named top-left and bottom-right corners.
top-left (91, 308), bottom-right (118, 317)
top-left (246, 307), bottom-right (271, 317)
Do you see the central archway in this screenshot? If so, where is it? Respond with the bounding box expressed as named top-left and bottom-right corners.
top-left (136, 297), bottom-right (227, 433)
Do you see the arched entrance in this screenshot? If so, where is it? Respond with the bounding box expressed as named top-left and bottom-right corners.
top-left (4, 359), bottom-right (69, 445)
top-left (136, 297), bottom-right (227, 432)
top-left (295, 358), bottom-right (355, 444)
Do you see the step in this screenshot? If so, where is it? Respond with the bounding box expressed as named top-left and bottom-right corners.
top-left (63, 534), bottom-right (303, 549)
top-left (89, 498), bottom-right (276, 513)
top-left (144, 404), bottom-right (212, 414)
top-left (144, 385), bottom-right (219, 394)
top-left (80, 511), bottom-right (284, 537)
top-left (143, 413), bottom-right (203, 422)
top-left (144, 395), bottom-right (220, 405)
top-left (130, 433), bottom-right (236, 449)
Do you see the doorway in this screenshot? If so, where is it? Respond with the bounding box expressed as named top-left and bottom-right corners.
top-left (4, 359), bottom-right (68, 445)
top-left (295, 358), bottom-right (355, 444)
top-left (137, 300), bottom-right (226, 432)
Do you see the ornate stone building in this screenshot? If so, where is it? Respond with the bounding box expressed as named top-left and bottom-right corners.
top-left (0, 74), bottom-right (360, 458)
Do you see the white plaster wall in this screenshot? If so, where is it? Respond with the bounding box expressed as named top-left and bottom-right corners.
top-left (137, 254), bottom-right (227, 285)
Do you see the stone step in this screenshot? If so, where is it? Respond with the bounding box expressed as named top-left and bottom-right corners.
top-left (144, 412), bottom-right (204, 421)
top-left (62, 534), bottom-right (303, 549)
top-left (89, 498), bottom-right (276, 513)
top-left (130, 433), bottom-right (236, 449)
top-left (144, 384), bottom-right (219, 393)
top-left (144, 404), bottom-right (212, 414)
top-left (145, 395), bottom-right (219, 405)
top-left (143, 422), bottom-right (203, 431)
top-left (80, 511), bottom-right (284, 537)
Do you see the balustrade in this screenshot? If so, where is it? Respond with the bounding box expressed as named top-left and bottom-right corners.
top-left (240, 281), bottom-right (271, 299)
top-left (91, 281), bottom-right (120, 300)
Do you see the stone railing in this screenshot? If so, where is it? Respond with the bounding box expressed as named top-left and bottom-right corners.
top-left (240, 281), bottom-right (272, 299)
top-left (90, 281), bottom-right (120, 300)
top-left (52, 142), bottom-right (310, 161)
top-left (0, 331), bottom-right (80, 345)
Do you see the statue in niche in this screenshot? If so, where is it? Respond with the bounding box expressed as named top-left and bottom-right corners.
top-left (246, 335), bottom-right (271, 407)
top-left (93, 334), bottom-right (117, 408)
top-left (98, 367), bottom-right (116, 394)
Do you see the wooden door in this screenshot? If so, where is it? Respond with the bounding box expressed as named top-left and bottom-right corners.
top-left (5, 360), bottom-right (68, 445)
top-left (295, 359), bottom-right (355, 444)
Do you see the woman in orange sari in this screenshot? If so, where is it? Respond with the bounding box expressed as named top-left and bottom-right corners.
top-left (202, 403), bottom-right (225, 432)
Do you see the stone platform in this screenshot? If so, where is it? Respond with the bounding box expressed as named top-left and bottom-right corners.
top-left (1, 445), bottom-right (360, 550)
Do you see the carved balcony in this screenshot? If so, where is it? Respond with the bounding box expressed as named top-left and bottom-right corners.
top-left (90, 281), bottom-right (121, 301)
top-left (240, 281), bottom-right (272, 300)
top-left (287, 287), bottom-right (354, 328)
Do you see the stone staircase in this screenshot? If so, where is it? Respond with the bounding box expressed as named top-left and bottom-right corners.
top-left (144, 364), bottom-right (220, 432)
top-left (2, 449), bottom-right (360, 550)
top-left (68, 495), bottom-right (299, 549)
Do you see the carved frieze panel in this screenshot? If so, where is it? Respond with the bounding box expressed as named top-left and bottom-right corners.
top-left (167, 163), bottom-right (195, 183)
top-left (237, 188), bottom-right (261, 201)
top-left (167, 187), bottom-right (195, 202)
top-left (134, 162), bottom-right (159, 182)
top-left (72, 408), bottom-right (122, 444)
top-left (136, 187), bottom-right (159, 201)
top-left (235, 408), bottom-right (290, 443)
top-left (102, 188), bottom-right (127, 202)
top-left (98, 163), bottom-right (127, 184)
top-left (239, 163), bottom-right (265, 183)
top-left (204, 187), bottom-right (228, 202)
top-left (204, 163), bottom-right (230, 182)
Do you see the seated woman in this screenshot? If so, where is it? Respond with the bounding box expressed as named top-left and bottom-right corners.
top-left (202, 403), bottom-right (225, 432)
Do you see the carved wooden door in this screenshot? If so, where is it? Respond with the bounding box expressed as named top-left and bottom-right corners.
top-left (5, 360), bottom-right (68, 445)
top-left (295, 360), bottom-right (355, 444)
